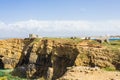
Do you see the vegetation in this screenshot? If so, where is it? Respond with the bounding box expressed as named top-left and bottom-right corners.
top-left (44, 37), bottom-right (83, 44)
top-left (102, 40), bottom-right (120, 50)
top-left (87, 40), bottom-right (102, 47)
top-left (103, 66), bottom-right (116, 71)
top-left (0, 69), bottom-right (26, 80)
top-left (33, 38), bottom-right (41, 43)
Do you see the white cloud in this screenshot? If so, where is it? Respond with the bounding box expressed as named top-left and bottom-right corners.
top-left (0, 20), bottom-right (120, 38)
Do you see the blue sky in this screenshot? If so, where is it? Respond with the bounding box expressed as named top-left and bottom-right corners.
top-left (0, 0), bottom-right (120, 22)
top-left (0, 0), bottom-right (120, 37)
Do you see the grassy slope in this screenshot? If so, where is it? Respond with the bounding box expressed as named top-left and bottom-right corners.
top-left (102, 40), bottom-right (120, 50)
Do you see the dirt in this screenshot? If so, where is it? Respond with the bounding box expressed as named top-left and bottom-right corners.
top-left (58, 66), bottom-right (120, 80)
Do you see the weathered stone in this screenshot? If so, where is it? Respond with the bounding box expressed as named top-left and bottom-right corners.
top-left (0, 38), bottom-right (120, 80)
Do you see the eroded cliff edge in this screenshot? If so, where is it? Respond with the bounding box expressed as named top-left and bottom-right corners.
top-left (0, 38), bottom-right (120, 80)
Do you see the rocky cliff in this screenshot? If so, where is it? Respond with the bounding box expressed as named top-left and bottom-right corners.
top-left (0, 38), bottom-right (120, 80)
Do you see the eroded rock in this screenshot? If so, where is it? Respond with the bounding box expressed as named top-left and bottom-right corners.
top-left (0, 38), bottom-right (120, 79)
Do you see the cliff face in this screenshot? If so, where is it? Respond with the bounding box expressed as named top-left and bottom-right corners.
top-left (0, 39), bottom-right (24, 69)
top-left (0, 38), bottom-right (120, 79)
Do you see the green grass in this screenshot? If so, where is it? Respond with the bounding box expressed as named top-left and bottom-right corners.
top-left (43, 37), bottom-right (83, 44)
top-left (110, 40), bottom-right (120, 49)
top-left (34, 38), bottom-right (41, 42)
top-left (103, 66), bottom-right (116, 71)
top-left (0, 69), bottom-right (27, 80)
top-left (102, 40), bottom-right (120, 50)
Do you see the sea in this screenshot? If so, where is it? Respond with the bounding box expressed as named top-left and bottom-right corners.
top-left (109, 38), bottom-right (120, 41)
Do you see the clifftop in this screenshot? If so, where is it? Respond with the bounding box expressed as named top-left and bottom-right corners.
top-left (0, 38), bottom-right (120, 80)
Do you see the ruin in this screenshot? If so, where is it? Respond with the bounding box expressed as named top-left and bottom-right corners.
top-left (95, 36), bottom-right (110, 43)
top-left (29, 34), bottom-right (39, 38)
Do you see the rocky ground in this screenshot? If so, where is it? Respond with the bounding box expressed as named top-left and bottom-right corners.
top-left (58, 66), bottom-right (120, 80)
top-left (0, 38), bottom-right (120, 80)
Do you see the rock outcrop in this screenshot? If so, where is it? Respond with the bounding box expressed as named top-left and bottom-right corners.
top-left (0, 39), bottom-right (24, 69)
top-left (0, 38), bottom-right (120, 80)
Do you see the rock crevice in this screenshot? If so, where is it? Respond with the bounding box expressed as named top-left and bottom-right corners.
top-left (0, 38), bottom-right (120, 79)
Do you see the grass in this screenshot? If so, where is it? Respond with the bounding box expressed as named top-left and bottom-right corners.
top-left (42, 37), bottom-right (83, 45)
top-left (103, 66), bottom-right (116, 71)
top-left (34, 38), bottom-right (41, 42)
top-left (24, 37), bottom-right (83, 46)
top-left (0, 69), bottom-right (27, 80)
top-left (33, 38), bottom-right (41, 43)
top-left (87, 40), bottom-right (102, 47)
top-left (102, 40), bottom-right (120, 50)
top-left (110, 40), bottom-right (120, 49)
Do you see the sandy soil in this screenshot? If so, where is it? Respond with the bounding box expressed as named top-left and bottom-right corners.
top-left (58, 66), bottom-right (120, 80)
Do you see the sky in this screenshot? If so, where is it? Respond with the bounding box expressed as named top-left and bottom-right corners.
top-left (0, 0), bottom-right (120, 38)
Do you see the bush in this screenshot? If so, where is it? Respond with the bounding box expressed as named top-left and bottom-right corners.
top-left (103, 66), bottom-right (116, 71)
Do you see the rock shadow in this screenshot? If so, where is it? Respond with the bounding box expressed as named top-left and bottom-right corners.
top-left (0, 58), bottom-right (4, 69)
top-left (16, 38), bottom-right (35, 67)
top-left (52, 48), bottom-right (79, 80)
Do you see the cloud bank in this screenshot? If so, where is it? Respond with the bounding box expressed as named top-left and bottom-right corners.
top-left (0, 20), bottom-right (120, 38)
